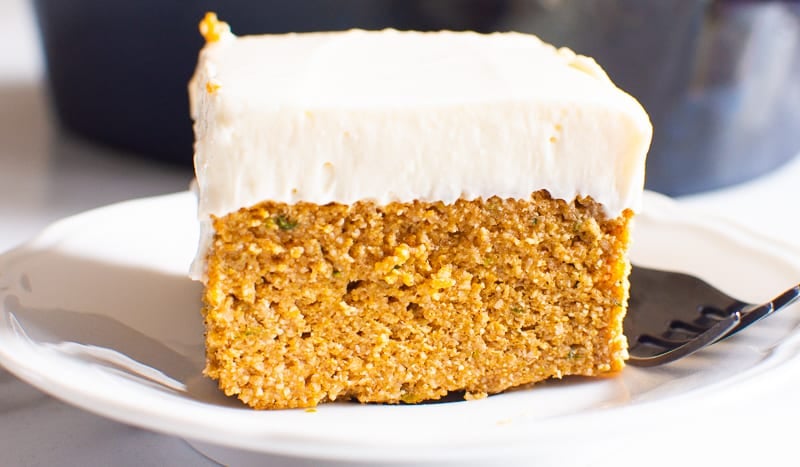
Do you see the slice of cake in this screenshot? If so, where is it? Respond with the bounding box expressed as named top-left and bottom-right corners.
top-left (189, 13), bottom-right (652, 409)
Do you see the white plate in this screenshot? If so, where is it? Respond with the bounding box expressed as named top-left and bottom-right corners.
top-left (1, 191), bottom-right (800, 465)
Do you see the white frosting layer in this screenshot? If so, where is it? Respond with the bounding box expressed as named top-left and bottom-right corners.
top-left (189, 28), bottom-right (651, 277)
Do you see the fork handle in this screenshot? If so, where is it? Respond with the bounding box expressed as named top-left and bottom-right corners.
top-left (728, 284), bottom-right (800, 339)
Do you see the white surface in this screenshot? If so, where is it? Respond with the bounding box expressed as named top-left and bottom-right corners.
top-left (1, 191), bottom-right (800, 467)
top-left (2, 1), bottom-right (800, 466)
top-left (190, 27), bottom-right (651, 226)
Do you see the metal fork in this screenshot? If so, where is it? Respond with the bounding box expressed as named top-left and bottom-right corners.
top-left (624, 266), bottom-right (800, 367)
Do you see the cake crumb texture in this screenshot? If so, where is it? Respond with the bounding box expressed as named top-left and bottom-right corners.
top-left (203, 191), bottom-right (631, 409)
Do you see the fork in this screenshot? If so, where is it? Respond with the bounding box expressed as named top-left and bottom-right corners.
top-left (624, 266), bottom-right (800, 367)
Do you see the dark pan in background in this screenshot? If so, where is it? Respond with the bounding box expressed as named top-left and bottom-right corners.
top-left (33, 0), bottom-right (800, 196)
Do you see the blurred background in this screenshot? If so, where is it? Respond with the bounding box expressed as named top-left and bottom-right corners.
top-left (29, 0), bottom-right (800, 196)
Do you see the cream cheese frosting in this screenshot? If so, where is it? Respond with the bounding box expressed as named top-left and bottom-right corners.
top-left (189, 24), bottom-right (652, 278)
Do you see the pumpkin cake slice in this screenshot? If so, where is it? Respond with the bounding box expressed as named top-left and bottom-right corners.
top-left (189, 13), bottom-right (652, 409)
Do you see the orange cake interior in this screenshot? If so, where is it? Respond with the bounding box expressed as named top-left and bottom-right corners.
top-left (203, 192), bottom-right (631, 408)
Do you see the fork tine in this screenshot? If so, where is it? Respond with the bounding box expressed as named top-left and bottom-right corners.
top-left (724, 284), bottom-right (800, 339)
top-left (669, 320), bottom-right (708, 334)
top-left (638, 335), bottom-right (694, 349)
top-left (627, 311), bottom-right (742, 367)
